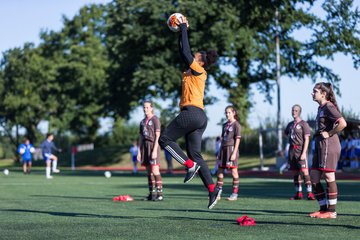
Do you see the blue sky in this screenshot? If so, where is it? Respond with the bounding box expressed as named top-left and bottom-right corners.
top-left (0, 0), bottom-right (358, 137)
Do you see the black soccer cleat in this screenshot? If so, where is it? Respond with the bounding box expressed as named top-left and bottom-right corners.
top-left (184, 163), bottom-right (200, 183)
top-left (143, 192), bottom-right (156, 201)
top-left (208, 187), bottom-right (222, 209)
top-left (153, 195), bottom-right (164, 201)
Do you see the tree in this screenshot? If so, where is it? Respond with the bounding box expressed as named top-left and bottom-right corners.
top-left (39, 4), bottom-right (109, 142)
top-left (0, 3), bottom-right (110, 156)
top-left (109, 117), bottom-right (139, 147)
top-left (0, 43), bottom-right (58, 157)
top-left (106, 0), bottom-right (182, 119)
top-left (106, 0), bottom-right (359, 128)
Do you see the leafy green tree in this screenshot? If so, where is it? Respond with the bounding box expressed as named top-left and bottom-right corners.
top-left (106, 0), bottom-right (359, 128)
top-left (39, 4), bottom-right (109, 142)
top-left (106, 0), bottom-right (219, 119)
top-left (0, 43), bottom-right (58, 149)
top-left (0, 4), bottom-right (109, 156)
top-left (1, 0), bottom-right (358, 154)
top-left (110, 118), bottom-right (139, 147)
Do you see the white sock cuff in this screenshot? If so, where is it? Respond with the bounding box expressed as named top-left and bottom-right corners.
top-left (46, 167), bottom-right (51, 177)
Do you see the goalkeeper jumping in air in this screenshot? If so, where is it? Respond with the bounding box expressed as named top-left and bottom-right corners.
top-left (159, 15), bottom-right (220, 209)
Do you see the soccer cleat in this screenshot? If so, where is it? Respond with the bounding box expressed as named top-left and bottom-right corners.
top-left (184, 163), bottom-right (200, 183)
top-left (143, 192), bottom-right (156, 201)
top-left (52, 169), bottom-right (60, 173)
top-left (227, 193), bottom-right (238, 201)
top-left (208, 194), bottom-right (221, 201)
top-left (316, 211), bottom-right (337, 219)
top-left (208, 187), bottom-right (222, 209)
top-left (153, 195), bottom-right (164, 201)
top-left (46, 175), bottom-right (53, 179)
top-left (290, 192), bottom-right (303, 200)
top-left (309, 210), bottom-right (325, 218)
top-left (307, 193), bottom-right (316, 200)
top-left (217, 194), bottom-right (221, 201)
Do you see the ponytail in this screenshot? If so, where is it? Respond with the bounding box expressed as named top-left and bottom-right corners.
top-left (200, 50), bottom-right (218, 70)
top-left (206, 50), bottom-right (218, 66)
top-left (326, 83), bottom-right (339, 111)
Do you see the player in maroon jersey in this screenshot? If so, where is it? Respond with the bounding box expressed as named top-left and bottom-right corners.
top-left (216, 106), bottom-right (241, 201)
top-left (284, 104), bottom-right (315, 201)
top-left (309, 82), bottom-right (347, 219)
top-left (137, 100), bottom-right (163, 201)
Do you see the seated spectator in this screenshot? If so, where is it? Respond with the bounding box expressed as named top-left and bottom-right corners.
top-left (338, 135), bottom-right (347, 170)
top-left (350, 137), bottom-right (360, 168)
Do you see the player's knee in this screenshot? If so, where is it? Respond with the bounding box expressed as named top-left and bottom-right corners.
top-left (232, 168), bottom-right (239, 176)
top-left (151, 165), bottom-right (160, 175)
top-left (324, 172), bottom-right (335, 182)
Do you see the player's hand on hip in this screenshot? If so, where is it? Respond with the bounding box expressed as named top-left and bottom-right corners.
top-left (321, 131), bottom-right (330, 139)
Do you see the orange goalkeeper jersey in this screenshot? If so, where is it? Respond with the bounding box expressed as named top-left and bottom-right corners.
top-left (180, 60), bottom-right (207, 110)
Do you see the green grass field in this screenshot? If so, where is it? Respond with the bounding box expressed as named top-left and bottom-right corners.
top-left (1, 170), bottom-right (359, 240)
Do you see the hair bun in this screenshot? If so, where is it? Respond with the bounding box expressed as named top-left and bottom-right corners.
top-left (205, 50), bottom-right (218, 66)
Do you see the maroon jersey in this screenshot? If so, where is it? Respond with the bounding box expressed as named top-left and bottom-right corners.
top-left (285, 120), bottom-right (311, 170)
top-left (284, 120), bottom-right (311, 149)
top-left (139, 116), bottom-right (161, 142)
top-left (219, 120), bottom-right (241, 169)
top-left (312, 102), bottom-right (343, 172)
top-left (315, 102), bottom-right (342, 136)
top-left (139, 115), bottom-right (161, 166)
top-left (221, 121), bottom-right (241, 147)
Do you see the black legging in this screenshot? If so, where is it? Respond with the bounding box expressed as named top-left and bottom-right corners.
top-left (159, 106), bottom-right (213, 187)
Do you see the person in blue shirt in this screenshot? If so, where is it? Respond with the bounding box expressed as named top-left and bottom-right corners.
top-left (18, 138), bottom-right (35, 174)
top-left (129, 141), bottom-right (139, 174)
top-left (40, 133), bottom-right (61, 179)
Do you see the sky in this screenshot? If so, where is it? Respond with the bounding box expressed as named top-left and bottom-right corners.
top-left (0, 0), bottom-right (359, 137)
